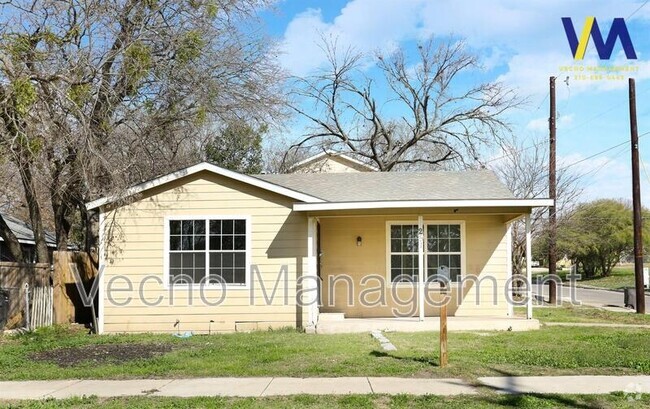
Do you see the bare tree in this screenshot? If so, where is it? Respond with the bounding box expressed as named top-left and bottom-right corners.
top-left (288, 37), bottom-right (520, 171)
top-left (490, 136), bottom-right (583, 275)
top-left (0, 0), bottom-right (286, 262)
top-left (264, 136), bottom-right (312, 173)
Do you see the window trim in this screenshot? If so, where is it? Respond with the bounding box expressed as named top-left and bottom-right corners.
top-left (385, 220), bottom-right (466, 286)
top-left (163, 215), bottom-right (252, 290)
top-left (385, 222), bottom-right (420, 285)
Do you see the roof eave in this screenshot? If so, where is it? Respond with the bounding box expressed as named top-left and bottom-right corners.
top-left (0, 237), bottom-right (57, 247)
top-left (293, 198), bottom-right (554, 212)
top-left (85, 162), bottom-right (325, 211)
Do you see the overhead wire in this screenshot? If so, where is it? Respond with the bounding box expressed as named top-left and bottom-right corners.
top-left (489, 85), bottom-right (650, 170)
top-left (628, 0), bottom-right (649, 18)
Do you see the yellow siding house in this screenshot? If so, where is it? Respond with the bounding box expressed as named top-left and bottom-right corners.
top-left (86, 162), bottom-right (551, 334)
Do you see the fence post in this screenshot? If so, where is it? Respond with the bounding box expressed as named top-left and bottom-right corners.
top-left (24, 283), bottom-right (30, 330)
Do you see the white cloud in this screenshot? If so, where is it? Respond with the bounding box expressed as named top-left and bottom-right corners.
top-left (277, 0), bottom-right (650, 204)
top-left (279, 0), bottom-right (426, 75)
top-left (279, 0), bottom-right (650, 96)
top-left (278, 9), bottom-right (331, 76)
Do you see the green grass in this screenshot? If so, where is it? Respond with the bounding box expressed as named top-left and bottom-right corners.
top-left (2, 393), bottom-right (650, 409)
top-left (534, 265), bottom-right (644, 290)
top-left (516, 305), bottom-right (650, 325)
top-left (578, 266), bottom-right (638, 290)
top-left (1, 323), bottom-right (650, 381)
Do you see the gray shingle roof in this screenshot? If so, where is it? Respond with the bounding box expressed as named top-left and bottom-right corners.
top-left (0, 214), bottom-right (56, 246)
top-left (255, 170), bottom-right (514, 202)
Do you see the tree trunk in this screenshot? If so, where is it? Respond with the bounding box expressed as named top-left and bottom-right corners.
top-left (50, 182), bottom-right (72, 252)
top-left (0, 214), bottom-right (24, 262)
top-left (52, 199), bottom-right (71, 252)
top-left (83, 207), bottom-right (99, 254)
top-left (18, 157), bottom-right (50, 264)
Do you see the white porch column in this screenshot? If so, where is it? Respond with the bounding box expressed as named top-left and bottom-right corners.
top-left (98, 210), bottom-right (105, 334)
top-left (506, 223), bottom-right (513, 317)
top-left (525, 214), bottom-right (533, 319)
top-left (307, 217), bottom-right (319, 326)
top-left (418, 215), bottom-right (425, 321)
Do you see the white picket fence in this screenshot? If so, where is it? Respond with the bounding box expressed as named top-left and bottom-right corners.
top-left (30, 286), bottom-right (53, 329)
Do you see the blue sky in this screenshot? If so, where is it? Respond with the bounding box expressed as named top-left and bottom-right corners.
top-left (261, 0), bottom-right (650, 205)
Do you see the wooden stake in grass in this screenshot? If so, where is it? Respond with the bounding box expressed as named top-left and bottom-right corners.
top-left (440, 297), bottom-right (448, 368)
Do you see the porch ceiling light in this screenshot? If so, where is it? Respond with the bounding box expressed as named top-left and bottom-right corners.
top-left (356, 236), bottom-right (362, 247)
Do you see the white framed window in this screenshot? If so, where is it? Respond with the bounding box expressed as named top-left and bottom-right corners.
top-left (165, 216), bottom-right (250, 287)
top-left (388, 224), bottom-right (420, 283)
top-left (425, 223), bottom-right (463, 283)
top-left (387, 221), bottom-right (464, 284)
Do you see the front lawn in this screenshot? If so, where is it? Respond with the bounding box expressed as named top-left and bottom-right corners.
top-left (516, 305), bottom-right (650, 325)
top-left (535, 265), bottom-right (645, 291)
top-left (1, 323), bottom-right (650, 381)
top-left (2, 393), bottom-right (650, 409)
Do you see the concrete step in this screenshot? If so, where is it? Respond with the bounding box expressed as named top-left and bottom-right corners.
top-left (318, 313), bottom-right (346, 322)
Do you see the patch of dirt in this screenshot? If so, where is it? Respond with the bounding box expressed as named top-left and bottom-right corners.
top-left (31, 342), bottom-right (175, 367)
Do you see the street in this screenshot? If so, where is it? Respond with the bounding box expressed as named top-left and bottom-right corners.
top-left (532, 284), bottom-right (650, 310)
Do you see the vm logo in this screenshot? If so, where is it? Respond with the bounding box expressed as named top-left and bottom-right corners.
top-left (562, 17), bottom-right (637, 60)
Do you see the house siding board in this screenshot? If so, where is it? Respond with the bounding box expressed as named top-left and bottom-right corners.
top-left (318, 214), bottom-right (509, 318)
top-left (101, 171), bottom-right (309, 334)
top-left (293, 156), bottom-right (364, 173)
top-left (291, 154), bottom-right (375, 173)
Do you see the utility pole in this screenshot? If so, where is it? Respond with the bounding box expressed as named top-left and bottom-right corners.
top-left (629, 78), bottom-right (646, 314)
top-left (548, 76), bottom-right (558, 305)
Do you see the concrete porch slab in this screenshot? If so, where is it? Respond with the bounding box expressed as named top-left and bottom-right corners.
top-left (316, 316), bottom-right (539, 334)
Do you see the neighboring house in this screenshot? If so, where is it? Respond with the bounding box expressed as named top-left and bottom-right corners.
top-left (290, 150), bottom-right (379, 173)
top-left (86, 162), bottom-right (551, 334)
top-left (557, 255), bottom-right (571, 269)
top-left (0, 214), bottom-right (56, 262)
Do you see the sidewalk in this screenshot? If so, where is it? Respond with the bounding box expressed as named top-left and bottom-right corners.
top-left (1, 375), bottom-right (649, 400)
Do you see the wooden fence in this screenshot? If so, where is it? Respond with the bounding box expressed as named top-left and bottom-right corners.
top-left (52, 251), bottom-right (98, 326)
top-left (30, 286), bottom-right (54, 329)
top-left (0, 251), bottom-right (98, 330)
top-left (0, 262), bottom-right (50, 329)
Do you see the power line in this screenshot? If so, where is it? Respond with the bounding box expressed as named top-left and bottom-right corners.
top-left (486, 90), bottom-right (650, 169)
top-left (558, 131), bottom-right (650, 171)
top-left (484, 125), bottom-right (649, 174)
top-left (641, 153), bottom-right (650, 185)
top-left (576, 144), bottom-right (629, 182)
top-left (534, 92), bottom-right (550, 112)
top-left (562, 105), bottom-right (623, 135)
top-left (483, 139), bottom-right (549, 166)
top-left (559, 141), bottom-right (629, 171)
top-left (628, 0), bottom-right (649, 19)
top-left (561, 86), bottom-right (650, 136)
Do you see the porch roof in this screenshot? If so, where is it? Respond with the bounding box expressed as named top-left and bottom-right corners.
top-left (292, 198), bottom-right (554, 212)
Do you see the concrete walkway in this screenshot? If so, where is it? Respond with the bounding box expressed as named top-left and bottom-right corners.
top-left (0, 376), bottom-right (648, 400)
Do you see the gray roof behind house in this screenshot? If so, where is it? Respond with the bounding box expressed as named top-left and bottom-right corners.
top-left (0, 214), bottom-right (56, 246)
top-left (255, 170), bottom-right (514, 202)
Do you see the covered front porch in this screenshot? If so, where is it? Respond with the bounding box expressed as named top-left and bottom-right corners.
top-left (299, 200), bottom-right (551, 331)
